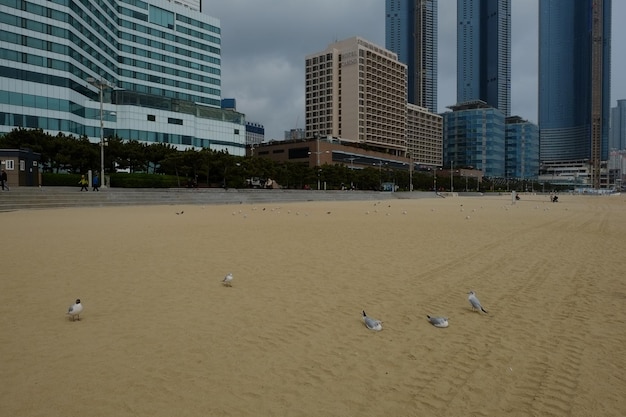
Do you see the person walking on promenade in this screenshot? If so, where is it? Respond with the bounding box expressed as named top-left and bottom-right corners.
top-left (79, 174), bottom-right (89, 191)
top-left (1, 169), bottom-right (9, 191)
top-left (92, 173), bottom-right (100, 191)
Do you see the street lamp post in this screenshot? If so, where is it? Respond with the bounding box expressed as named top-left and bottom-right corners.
top-left (308, 134), bottom-right (328, 190)
top-left (450, 160), bottom-right (454, 193)
top-left (316, 134), bottom-right (321, 190)
top-left (87, 77), bottom-right (110, 188)
top-left (374, 161), bottom-right (385, 190)
top-left (407, 152), bottom-right (413, 192)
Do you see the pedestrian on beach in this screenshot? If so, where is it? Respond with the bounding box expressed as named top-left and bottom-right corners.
top-left (92, 173), bottom-right (100, 191)
top-left (1, 169), bottom-right (9, 191)
top-left (79, 174), bottom-right (89, 191)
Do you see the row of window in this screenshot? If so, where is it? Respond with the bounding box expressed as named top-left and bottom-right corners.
top-left (0, 82), bottom-right (225, 125)
top-left (0, 18), bottom-right (220, 84)
top-left (117, 48), bottom-right (219, 80)
top-left (1, 14), bottom-right (117, 74)
top-left (119, 0), bottom-right (222, 36)
top-left (0, 112), bottom-right (244, 149)
top-left (0, 55), bottom-right (220, 107)
top-left (2, 2), bottom-right (221, 85)
top-left (2, 0), bottom-right (220, 49)
top-left (118, 32), bottom-right (219, 63)
top-left (118, 14), bottom-right (220, 51)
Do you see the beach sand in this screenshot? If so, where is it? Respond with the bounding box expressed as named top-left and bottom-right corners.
top-left (1, 194), bottom-right (625, 416)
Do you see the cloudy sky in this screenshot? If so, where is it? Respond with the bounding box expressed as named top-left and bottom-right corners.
top-left (208, 1), bottom-right (625, 141)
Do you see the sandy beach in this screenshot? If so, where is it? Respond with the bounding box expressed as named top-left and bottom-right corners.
top-left (1, 193), bottom-right (625, 417)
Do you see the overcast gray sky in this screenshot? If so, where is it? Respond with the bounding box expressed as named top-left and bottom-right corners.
top-left (208, 1), bottom-right (625, 141)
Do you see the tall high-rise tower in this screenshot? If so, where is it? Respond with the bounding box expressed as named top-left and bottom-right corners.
top-left (538, 0), bottom-right (611, 188)
top-left (385, 0), bottom-right (438, 113)
top-left (456, 0), bottom-right (511, 116)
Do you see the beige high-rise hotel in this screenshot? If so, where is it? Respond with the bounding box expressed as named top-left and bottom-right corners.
top-left (305, 37), bottom-right (408, 157)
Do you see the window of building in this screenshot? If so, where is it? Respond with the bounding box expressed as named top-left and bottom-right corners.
top-left (149, 5), bottom-right (174, 29)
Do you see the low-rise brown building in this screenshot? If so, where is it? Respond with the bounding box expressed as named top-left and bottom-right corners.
top-left (248, 136), bottom-right (415, 172)
top-left (0, 148), bottom-right (41, 187)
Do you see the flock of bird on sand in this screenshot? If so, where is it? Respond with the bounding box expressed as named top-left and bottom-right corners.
top-left (363, 289), bottom-right (488, 331)
top-left (66, 272), bottom-right (489, 331)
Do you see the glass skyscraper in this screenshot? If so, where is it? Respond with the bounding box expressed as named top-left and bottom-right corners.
top-left (505, 116), bottom-right (539, 180)
top-left (385, 0), bottom-right (438, 113)
top-left (0, 0), bottom-right (246, 154)
top-left (456, 0), bottom-right (511, 117)
top-left (538, 0), bottom-right (611, 187)
top-left (610, 100), bottom-right (626, 151)
top-left (443, 101), bottom-right (505, 178)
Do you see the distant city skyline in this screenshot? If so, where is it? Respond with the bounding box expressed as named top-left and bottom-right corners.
top-left (209, 1), bottom-right (625, 142)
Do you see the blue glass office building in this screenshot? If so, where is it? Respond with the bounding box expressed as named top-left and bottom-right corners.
top-left (385, 0), bottom-right (438, 113)
top-left (610, 100), bottom-right (626, 151)
top-left (443, 101), bottom-right (505, 177)
top-left (0, 0), bottom-right (246, 154)
top-left (505, 116), bottom-right (539, 180)
top-left (538, 1), bottom-right (611, 166)
top-left (457, 0), bottom-right (511, 117)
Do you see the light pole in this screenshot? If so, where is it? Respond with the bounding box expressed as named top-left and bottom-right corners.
top-left (374, 161), bottom-right (384, 190)
top-left (407, 152), bottom-right (413, 192)
top-left (308, 133), bottom-right (328, 190)
top-left (87, 77), bottom-right (110, 188)
top-left (316, 134), bottom-right (321, 190)
top-left (450, 160), bottom-right (454, 193)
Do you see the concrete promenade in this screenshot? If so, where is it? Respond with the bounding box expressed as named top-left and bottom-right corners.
top-left (0, 186), bottom-right (445, 211)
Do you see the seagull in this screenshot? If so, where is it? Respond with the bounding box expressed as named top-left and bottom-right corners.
top-left (362, 310), bottom-right (382, 331)
top-left (427, 315), bottom-right (449, 328)
top-left (467, 291), bottom-right (488, 313)
top-left (176, 210), bottom-right (184, 215)
top-left (67, 299), bottom-right (83, 321)
top-left (222, 273), bottom-right (233, 287)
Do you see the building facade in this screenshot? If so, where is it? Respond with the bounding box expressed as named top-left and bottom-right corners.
top-left (538, 0), bottom-right (611, 188)
top-left (385, 0), bottom-right (438, 113)
top-left (610, 99), bottom-right (626, 151)
top-left (245, 122), bottom-right (265, 146)
top-left (284, 128), bottom-right (306, 141)
top-left (173, 0), bottom-right (200, 12)
top-left (0, 0), bottom-right (246, 155)
top-left (443, 101), bottom-right (505, 178)
top-left (457, 0), bottom-right (511, 117)
top-left (505, 116), bottom-right (539, 180)
top-left (305, 37), bottom-right (408, 157)
top-left (406, 103), bottom-right (442, 168)
top-left (0, 148), bottom-right (41, 187)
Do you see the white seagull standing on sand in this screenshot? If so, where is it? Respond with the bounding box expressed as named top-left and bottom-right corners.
top-left (427, 315), bottom-right (449, 328)
top-left (67, 299), bottom-right (83, 321)
top-left (222, 273), bottom-right (233, 287)
top-left (362, 310), bottom-right (383, 331)
top-left (467, 291), bottom-right (488, 313)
